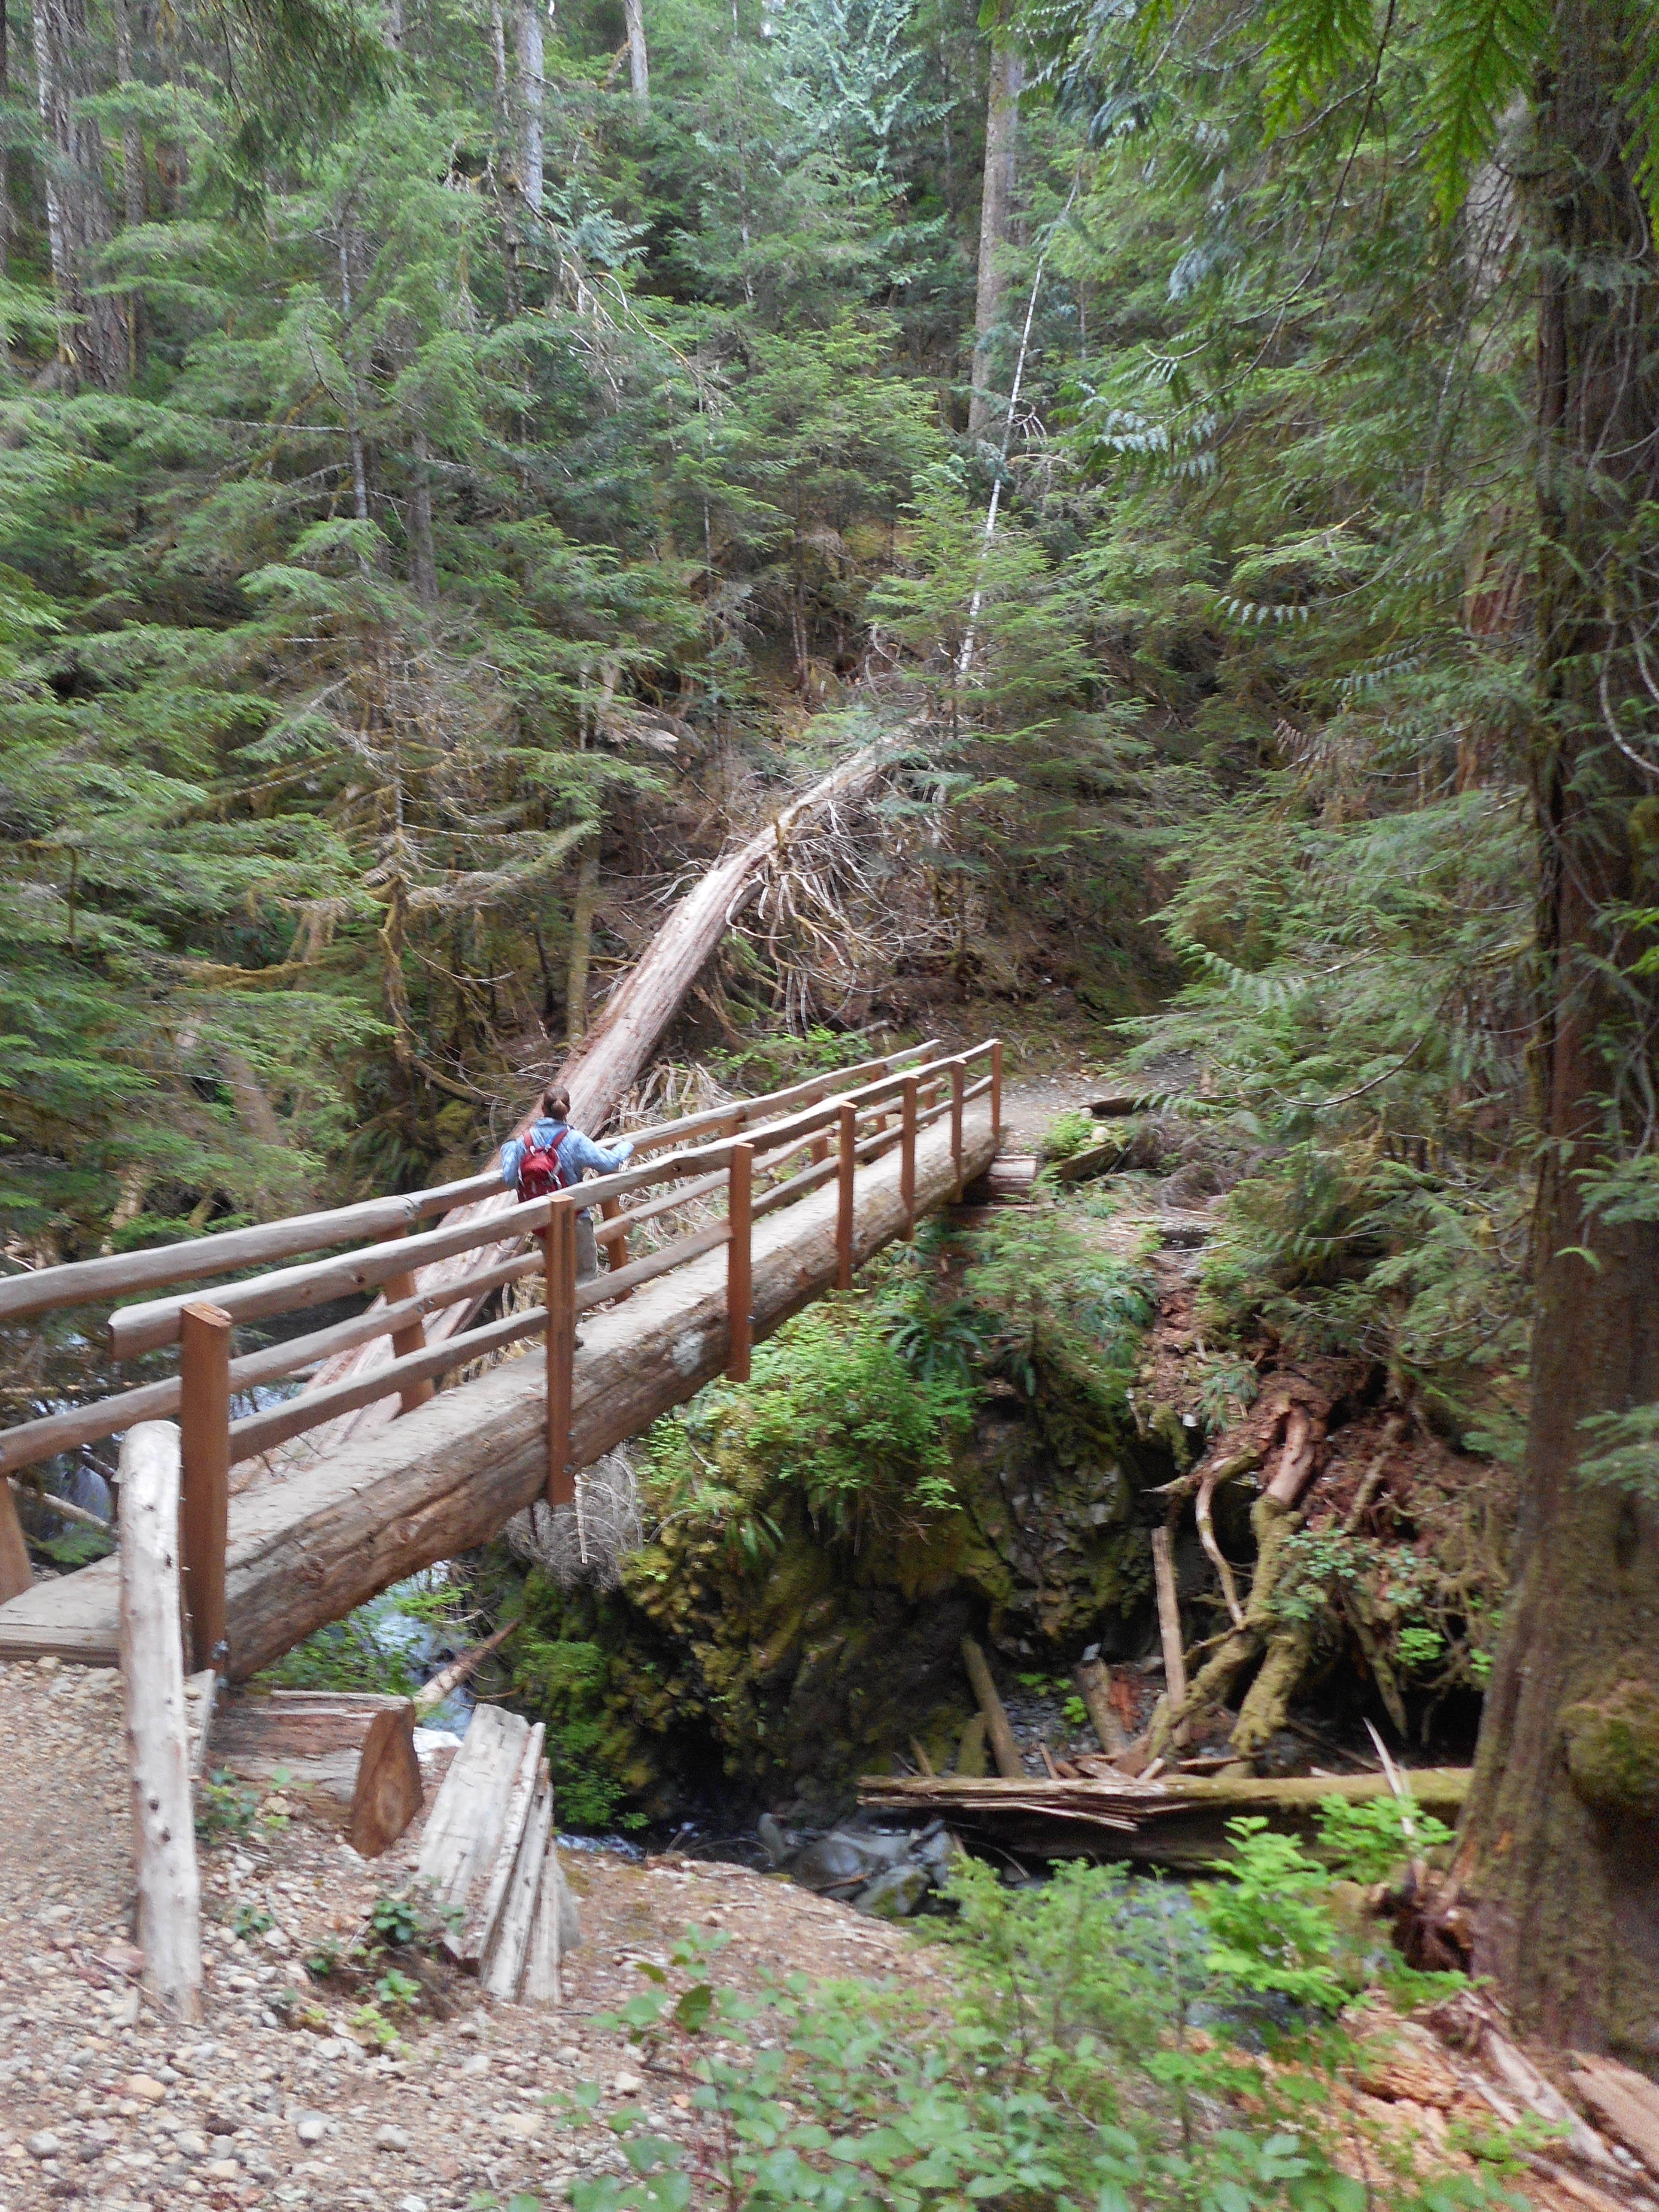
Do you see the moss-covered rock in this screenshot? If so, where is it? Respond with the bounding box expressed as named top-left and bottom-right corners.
top-left (1563, 1676), bottom-right (1659, 1820)
top-left (492, 1218), bottom-right (1174, 1826)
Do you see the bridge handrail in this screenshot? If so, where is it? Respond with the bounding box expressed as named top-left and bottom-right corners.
top-left (0, 1042), bottom-right (999, 1474)
top-left (6, 1035), bottom-right (1003, 1672)
top-left (0, 1042), bottom-right (944, 1328)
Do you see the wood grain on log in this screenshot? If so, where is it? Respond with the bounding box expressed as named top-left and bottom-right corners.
top-left (118, 1421), bottom-right (203, 2022)
top-left (348, 1705), bottom-right (424, 1859)
top-left (961, 1636), bottom-right (1024, 1778)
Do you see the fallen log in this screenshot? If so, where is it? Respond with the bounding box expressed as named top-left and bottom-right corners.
top-left (858, 1767), bottom-right (1473, 1871)
top-left (118, 1421), bottom-right (203, 2022)
top-left (1073, 1657), bottom-right (1130, 1759)
top-left (413, 1622), bottom-right (517, 1714)
top-left (961, 1635), bottom-right (1024, 1778)
top-left (294, 733), bottom-right (910, 1455)
top-left (210, 1689), bottom-right (424, 1858)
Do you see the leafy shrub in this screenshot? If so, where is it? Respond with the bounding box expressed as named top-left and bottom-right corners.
top-left (1314, 1794), bottom-right (1455, 1885)
top-left (1039, 1106), bottom-right (1097, 1162)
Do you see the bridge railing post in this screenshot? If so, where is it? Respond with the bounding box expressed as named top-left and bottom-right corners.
top-left (385, 1226), bottom-right (435, 1415)
top-left (179, 1300), bottom-right (231, 1673)
top-left (836, 1102), bottom-right (857, 1291)
top-left (950, 1057), bottom-right (966, 1199)
top-left (600, 1194), bottom-right (632, 1300)
top-left (901, 1075), bottom-right (918, 1238)
top-left (991, 1037), bottom-right (1004, 1142)
top-left (542, 1199), bottom-right (577, 1509)
top-left (727, 1142), bottom-right (753, 1382)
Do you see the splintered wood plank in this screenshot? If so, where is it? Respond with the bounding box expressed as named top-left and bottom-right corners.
top-left (347, 1703), bottom-right (424, 1860)
top-left (483, 1766), bottom-right (553, 2002)
top-left (458, 1722), bottom-right (545, 1969)
top-left (184, 1670), bottom-right (218, 1781)
top-left (523, 1836), bottom-right (569, 2008)
top-left (415, 1706), bottom-right (529, 1913)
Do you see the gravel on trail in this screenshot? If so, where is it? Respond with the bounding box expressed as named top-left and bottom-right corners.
top-left (0, 1656), bottom-right (940, 2212)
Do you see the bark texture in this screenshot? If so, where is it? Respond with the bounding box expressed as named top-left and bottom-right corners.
top-left (967, 28), bottom-right (1022, 445)
top-left (30, 0), bottom-right (127, 387)
top-left (623, 0), bottom-right (649, 105)
top-left (1462, 0), bottom-right (1659, 2054)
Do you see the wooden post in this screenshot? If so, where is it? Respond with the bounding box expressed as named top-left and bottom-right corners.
top-left (384, 1240), bottom-right (435, 1415)
top-left (960, 1636), bottom-right (1024, 1779)
top-left (990, 1037), bottom-right (1004, 1142)
top-left (118, 1420), bottom-right (203, 2023)
top-left (726, 1142), bottom-right (752, 1382)
top-left (1150, 1525), bottom-right (1188, 1708)
top-left (179, 1301), bottom-right (231, 1673)
top-left (900, 1075), bottom-right (918, 1238)
top-left (950, 1057), bottom-right (966, 1200)
top-left (543, 1202), bottom-right (577, 1509)
top-left (836, 1103), bottom-right (857, 1291)
top-left (0, 1472), bottom-right (31, 1605)
top-left (600, 1194), bottom-right (632, 1300)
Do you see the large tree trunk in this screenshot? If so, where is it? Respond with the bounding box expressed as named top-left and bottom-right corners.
top-left (966, 25), bottom-right (1022, 446)
top-left (112, 0), bottom-right (144, 378)
top-left (517, 0), bottom-right (544, 213)
top-left (623, 0), bottom-right (648, 106)
top-left (30, 0), bottom-right (127, 389)
top-left (1461, 0), bottom-right (1659, 2053)
top-left (288, 733), bottom-right (908, 1451)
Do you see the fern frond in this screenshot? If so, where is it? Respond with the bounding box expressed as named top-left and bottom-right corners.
top-left (1261, 0), bottom-right (1378, 131)
top-left (1421, 0), bottom-right (1548, 216)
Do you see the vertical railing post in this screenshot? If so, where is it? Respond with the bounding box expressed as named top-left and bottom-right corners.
top-left (726, 1142), bottom-right (753, 1382)
top-left (950, 1057), bottom-right (966, 1200)
top-left (179, 1300), bottom-right (231, 1673)
top-left (385, 1228), bottom-right (434, 1415)
top-left (601, 1194), bottom-right (632, 1301)
top-left (836, 1102), bottom-right (857, 1291)
top-left (900, 1075), bottom-right (918, 1238)
top-left (991, 1037), bottom-right (1004, 1142)
top-left (542, 1199), bottom-right (577, 1509)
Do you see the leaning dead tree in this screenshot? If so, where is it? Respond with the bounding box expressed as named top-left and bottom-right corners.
top-left (287, 731), bottom-right (908, 1457)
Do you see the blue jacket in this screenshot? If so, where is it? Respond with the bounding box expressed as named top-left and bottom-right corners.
top-left (501, 1120), bottom-right (633, 1213)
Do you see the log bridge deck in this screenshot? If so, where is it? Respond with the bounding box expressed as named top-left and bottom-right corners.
top-left (0, 1041), bottom-right (1002, 1677)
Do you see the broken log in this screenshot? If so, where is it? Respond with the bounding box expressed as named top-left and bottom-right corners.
top-left (413, 1622), bottom-right (517, 1713)
top-left (295, 734), bottom-right (911, 1452)
top-left (1073, 1657), bottom-right (1130, 1758)
top-left (0, 1471), bottom-right (31, 1605)
top-left (1569, 2055), bottom-right (1659, 2179)
top-left (1150, 1527), bottom-right (1188, 1707)
top-left (118, 1421), bottom-right (203, 2022)
top-left (961, 1635), bottom-right (1024, 1778)
top-left (858, 1767), bottom-right (1472, 1871)
top-left (211, 1689), bottom-right (425, 1856)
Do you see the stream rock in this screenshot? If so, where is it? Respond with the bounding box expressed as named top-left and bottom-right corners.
top-left (760, 1814), bottom-right (956, 1916)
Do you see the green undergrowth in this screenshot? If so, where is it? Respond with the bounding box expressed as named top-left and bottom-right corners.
top-left (254, 1572), bottom-right (469, 1698)
top-left (534, 1799), bottom-right (1514, 2212)
top-left (493, 1212), bottom-right (1165, 1826)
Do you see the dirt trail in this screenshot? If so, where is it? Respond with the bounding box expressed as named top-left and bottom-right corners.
top-left (0, 1658), bottom-right (939, 2212)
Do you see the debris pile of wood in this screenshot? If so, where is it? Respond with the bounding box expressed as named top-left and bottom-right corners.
top-left (414, 1705), bottom-right (577, 2005)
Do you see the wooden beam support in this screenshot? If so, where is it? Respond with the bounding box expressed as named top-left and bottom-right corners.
top-left (599, 1195), bottom-right (631, 1299)
top-left (179, 1302), bottom-right (231, 1674)
top-left (118, 1421), bottom-right (203, 2021)
top-left (0, 1470), bottom-right (32, 1605)
top-left (991, 1037), bottom-right (1004, 1142)
top-left (727, 1143), bottom-right (752, 1382)
top-left (384, 1247), bottom-right (435, 1416)
top-left (900, 1076), bottom-right (918, 1237)
top-left (544, 1203), bottom-right (577, 1509)
top-left (836, 1103), bottom-right (857, 1291)
top-left (950, 1058), bottom-right (965, 1200)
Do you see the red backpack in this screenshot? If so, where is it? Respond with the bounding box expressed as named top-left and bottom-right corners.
top-left (517, 1123), bottom-right (573, 1202)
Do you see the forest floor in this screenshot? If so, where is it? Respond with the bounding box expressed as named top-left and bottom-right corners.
top-left (0, 1658), bottom-right (942, 2212)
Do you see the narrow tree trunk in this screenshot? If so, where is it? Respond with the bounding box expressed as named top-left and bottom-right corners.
top-left (517, 0), bottom-right (544, 213)
top-left (409, 425), bottom-right (438, 603)
top-left (967, 26), bottom-right (1022, 445)
top-left (565, 845), bottom-right (599, 1043)
top-left (623, 0), bottom-right (648, 106)
top-left (0, 0), bottom-right (12, 325)
top-left (30, 0), bottom-right (127, 388)
top-left (1461, 0), bottom-right (1659, 2051)
top-left (113, 0), bottom-right (145, 379)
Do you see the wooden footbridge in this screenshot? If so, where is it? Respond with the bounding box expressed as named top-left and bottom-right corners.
top-left (0, 1040), bottom-right (1001, 1678)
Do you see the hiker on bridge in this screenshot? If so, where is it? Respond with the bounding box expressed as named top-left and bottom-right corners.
top-left (501, 1088), bottom-right (634, 1282)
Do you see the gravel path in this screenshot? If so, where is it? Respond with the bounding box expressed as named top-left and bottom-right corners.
top-left (0, 1658), bottom-right (939, 2212)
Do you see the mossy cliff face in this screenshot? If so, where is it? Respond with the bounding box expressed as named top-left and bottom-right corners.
top-left (496, 1226), bottom-right (1170, 1826)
